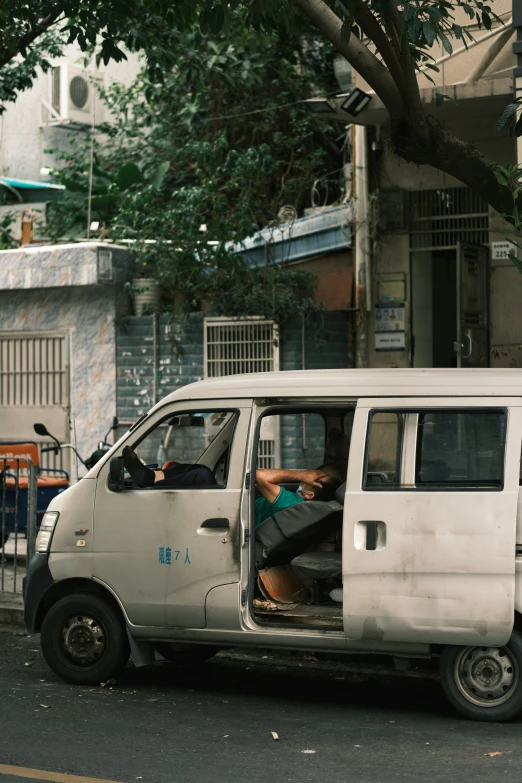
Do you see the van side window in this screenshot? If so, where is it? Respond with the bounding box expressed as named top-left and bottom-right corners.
top-left (363, 408), bottom-right (506, 491)
top-left (259, 413), bottom-right (326, 470)
top-left (364, 412), bottom-right (402, 488)
top-left (416, 410), bottom-right (506, 488)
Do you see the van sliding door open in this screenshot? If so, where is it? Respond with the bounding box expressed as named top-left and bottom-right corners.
top-left (342, 398), bottom-right (522, 647)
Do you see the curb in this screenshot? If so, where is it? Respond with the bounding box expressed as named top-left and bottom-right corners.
top-left (0, 604), bottom-right (24, 626)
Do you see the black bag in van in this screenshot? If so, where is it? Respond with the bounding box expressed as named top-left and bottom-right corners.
top-left (255, 499), bottom-right (343, 566)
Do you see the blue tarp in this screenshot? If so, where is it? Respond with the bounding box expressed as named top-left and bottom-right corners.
top-left (231, 205), bottom-right (352, 266)
top-left (0, 177), bottom-right (65, 191)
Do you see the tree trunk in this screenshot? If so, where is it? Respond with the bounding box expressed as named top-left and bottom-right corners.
top-left (391, 113), bottom-right (514, 219)
top-left (297, 0), bottom-right (514, 220)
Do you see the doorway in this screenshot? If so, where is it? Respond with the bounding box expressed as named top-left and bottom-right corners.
top-left (408, 187), bottom-right (490, 369)
top-left (412, 250), bottom-right (457, 368)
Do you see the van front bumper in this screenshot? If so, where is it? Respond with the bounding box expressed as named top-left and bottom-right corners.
top-left (23, 554), bottom-right (54, 633)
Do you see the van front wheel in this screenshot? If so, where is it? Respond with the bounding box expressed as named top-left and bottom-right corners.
top-left (41, 593), bottom-right (130, 685)
top-left (440, 630), bottom-right (522, 721)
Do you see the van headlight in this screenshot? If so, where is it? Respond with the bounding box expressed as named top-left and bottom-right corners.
top-left (36, 511), bottom-right (59, 553)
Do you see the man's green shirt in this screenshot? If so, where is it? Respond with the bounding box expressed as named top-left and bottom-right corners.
top-left (255, 486), bottom-right (303, 527)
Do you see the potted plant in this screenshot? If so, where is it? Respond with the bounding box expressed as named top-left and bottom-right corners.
top-left (127, 245), bottom-right (160, 315)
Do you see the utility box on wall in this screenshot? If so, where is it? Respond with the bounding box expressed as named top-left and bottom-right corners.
top-left (379, 189), bottom-right (406, 231)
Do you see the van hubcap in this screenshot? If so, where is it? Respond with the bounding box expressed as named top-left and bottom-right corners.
top-left (454, 646), bottom-right (519, 707)
top-left (62, 614), bottom-right (106, 666)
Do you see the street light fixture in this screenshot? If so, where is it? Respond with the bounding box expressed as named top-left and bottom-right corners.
top-left (339, 88), bottom-right (372, 117)
top-left (305, 97), bottom-right (335, 114)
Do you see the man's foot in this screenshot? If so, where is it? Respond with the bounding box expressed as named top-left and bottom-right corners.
top-left (122, 446), bottom-right (155, 487)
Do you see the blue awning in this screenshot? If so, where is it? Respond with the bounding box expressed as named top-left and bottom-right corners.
top-left (231, 205), bottom-right (352, 266)
top-left (0, 177), bottom-right (65, 191)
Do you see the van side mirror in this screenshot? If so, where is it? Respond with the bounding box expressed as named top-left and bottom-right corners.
top-left (108, 456), bottom-right (125, 492)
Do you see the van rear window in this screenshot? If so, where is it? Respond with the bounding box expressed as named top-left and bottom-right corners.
top-left (364, 408), bottom-right (506, 491)
top-left (415, 410), bottom-right (506, 488)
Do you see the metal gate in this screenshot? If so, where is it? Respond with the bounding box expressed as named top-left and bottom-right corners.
top-left (409, 187), bottom-right (489, 250)
top-left (0, 457), bottom-right (37, 594)
top-left (0, 332), bottom-right (69, 471)
top-left (204, 317), bottom-right (279, 466)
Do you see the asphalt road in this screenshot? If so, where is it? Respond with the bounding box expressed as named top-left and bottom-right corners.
top-left (0, 625), bottom-right (521, 783)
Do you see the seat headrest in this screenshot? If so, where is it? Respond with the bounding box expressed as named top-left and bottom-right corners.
top-left (335, 481), bottom-right (346, 505)
top-left (325, 430), bottom-right (351, 462)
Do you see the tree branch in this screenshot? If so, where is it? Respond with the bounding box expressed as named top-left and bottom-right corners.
top-left (392, 113), bottom-right (513, 218)
top-left (383, 0), bottom-right (425, 129)
top-left (296, 0), bottom-right (404, 119)
top-left (351, 1), bottom-right (406, 102)
top-left (0, 15), bottom-right (59, 69)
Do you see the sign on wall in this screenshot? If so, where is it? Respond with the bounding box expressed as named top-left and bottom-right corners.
top-left (375, 332), bottom-right (406, 351)
top-left (375, 303), bottom-right (405, 352)
top-left (491, 241), bottom-right (516, 261)
top-left (97, 249), bottom-right (113, 282)
top-left (378, 279), bottom-right (406, 304)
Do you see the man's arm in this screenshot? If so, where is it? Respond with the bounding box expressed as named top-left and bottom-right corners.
top-left (255, 468), bottom-right (329, 504)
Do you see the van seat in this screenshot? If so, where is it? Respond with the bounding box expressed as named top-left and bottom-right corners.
top-left (291, 551), bottom-right (342, 581)
top-left (256, 499), bottom-right (343, 567)
top-left (335, 482), bottom-right (346, 505)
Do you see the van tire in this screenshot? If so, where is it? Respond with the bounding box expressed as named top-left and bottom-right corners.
top-left (154, 642), bottom-right (220, 665)
top-left (40, 593), bottom-right (130, 685)
top-left (440, 630), bottom-right (522, 722)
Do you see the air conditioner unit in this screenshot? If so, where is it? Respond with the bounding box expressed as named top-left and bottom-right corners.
top-left (48, 63), bottom-right (104, 126)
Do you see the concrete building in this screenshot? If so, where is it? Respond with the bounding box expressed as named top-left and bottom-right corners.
top-left (0, 243), bottom-right (134, 478)
top-left (322, 0), bottom-right (520, 369)
top-left (0, 42), bottom-right (141, 228)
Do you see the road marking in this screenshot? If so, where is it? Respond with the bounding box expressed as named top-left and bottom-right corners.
top-left (0, 765), bottom-right (125, 783)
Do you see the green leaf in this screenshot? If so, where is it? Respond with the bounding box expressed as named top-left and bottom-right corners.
top-left (435, 92), bottom-right (451, 107)
top-left (89, 193), bottom-right (121, 209)
top-left (340, 20), bottom-right (351, 45)
top-left (403, 4), bottom-right (415, 22)
top-left (61, 177), bottom-right (88, 193)
top-left (482, 11), bottom-right (492, 31)
top-left (150, 161), bottom-right (171, 190)
top-left (515, 114), bottom-right (522, 138)
top-left (423, 21), bottom-right (437, 46)
top-left (440, 32), bottom-right (453, 55)
top-left (115, 162), bottom-right (143, 190)
top-left (495, 102), bottom-right (521, 134)
top-left (452, 24), bottom-right (463, 40)
top-left (494, 170), bottom-right (508, 187)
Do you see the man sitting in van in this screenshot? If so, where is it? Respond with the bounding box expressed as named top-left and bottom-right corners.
top-left (255, 466), bottom-right (341, 527)
top-left (122, 447), bottom-right (342, 525)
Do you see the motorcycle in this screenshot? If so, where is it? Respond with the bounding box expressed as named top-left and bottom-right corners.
top-left (33, 416), bottom-right (120, 473)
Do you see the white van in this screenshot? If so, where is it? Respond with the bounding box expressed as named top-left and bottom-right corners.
top-left (23, 369), bottom-right (522, 722)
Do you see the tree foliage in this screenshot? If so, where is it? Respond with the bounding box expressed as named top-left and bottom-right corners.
top-left (46, 22), bottom-right (342, 321)
top-left (0, 0), bottom-right (513, 222)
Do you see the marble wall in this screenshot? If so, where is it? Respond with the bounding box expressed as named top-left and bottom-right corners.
top-left (0, 243), bottom-right (134, 475)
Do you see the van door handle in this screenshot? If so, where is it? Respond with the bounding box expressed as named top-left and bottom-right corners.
top-left (200, 518), bottom-right (229, 529)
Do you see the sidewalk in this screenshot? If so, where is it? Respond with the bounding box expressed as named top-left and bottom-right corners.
top-left (0, 536), bottom-right (25, 625)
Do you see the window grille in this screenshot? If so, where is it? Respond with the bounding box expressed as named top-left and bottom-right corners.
top-left (204, 317), bottom-right (279, 467)
top-left (257, 439), bottom-right (275, 469)
top-left (204, 318), bottom-right (278, 378)
top-left (409, 188), bottom-right (489, 251)
top-left (0, 334), bottom-right (67, 406)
